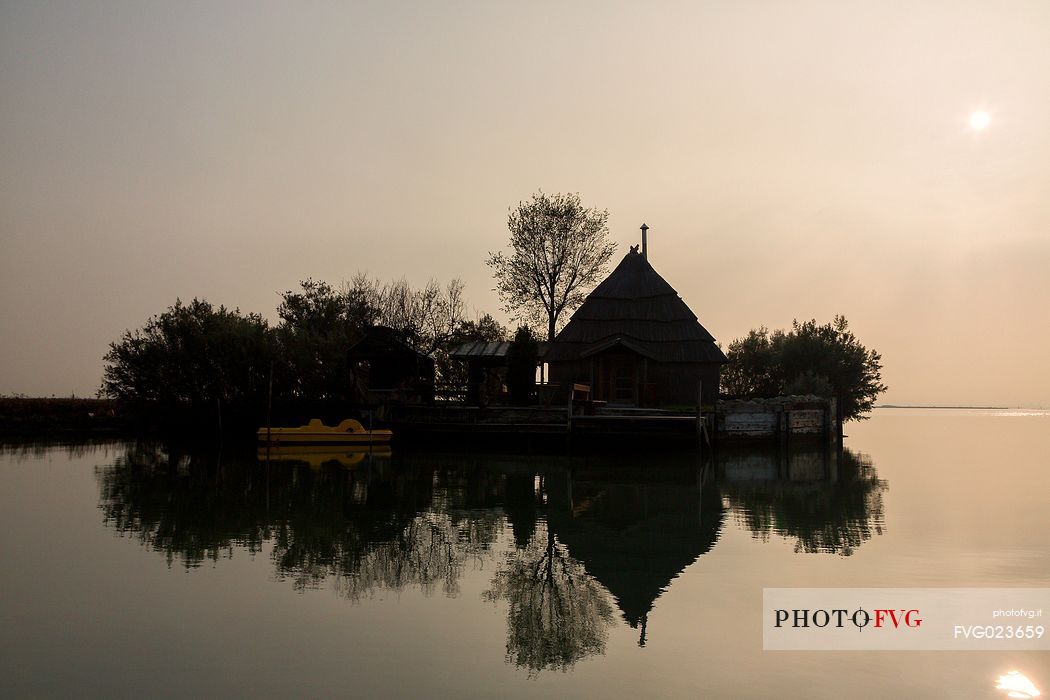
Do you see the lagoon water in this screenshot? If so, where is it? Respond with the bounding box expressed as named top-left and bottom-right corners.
top-left (1, 409), bottom-right (1048, 698)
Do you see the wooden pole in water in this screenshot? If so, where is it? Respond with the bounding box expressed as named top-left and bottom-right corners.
top-left (266, 361), bottom-right (273, 448)
top-left (696, 378), bottom-right (703, 456)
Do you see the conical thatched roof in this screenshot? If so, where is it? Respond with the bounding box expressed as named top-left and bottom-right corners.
top-left (545, 250), bottom-right (727, 364)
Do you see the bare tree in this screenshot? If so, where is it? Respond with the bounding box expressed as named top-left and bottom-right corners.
top-left (338, 274), bottom-right (466, 356)
top-left (487, 192), bottom-right (616, 341)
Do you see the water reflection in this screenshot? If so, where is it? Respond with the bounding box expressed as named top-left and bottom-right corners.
top-left (543, 460), bottom-right (725, 647)
top-left (720, 448), bottom-right (887, 555)
top-left (95, 442), bottom-right (887, 673)
top-left (98, 443), bottom-right (503, 597)
top-left (99, 442), bottom-right (272, 566)
top-left (995, 670), bottom-right (1042, 699)
top-left (485, 520), bottom-right (615, 674)
top-left (0, 438), bottom-right (118, 462)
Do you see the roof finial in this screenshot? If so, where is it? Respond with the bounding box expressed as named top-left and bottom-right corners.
top-left (640, 223), bottom-right (649, 260)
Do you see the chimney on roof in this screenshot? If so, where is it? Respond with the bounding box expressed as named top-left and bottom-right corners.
top-left (640, 223), bottom-right (649, 259)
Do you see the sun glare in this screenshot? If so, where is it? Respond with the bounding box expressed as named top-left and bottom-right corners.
top-left (996, 671), bottom-right (1041, 699)
top-left (970, 110), bottom-right (992, 131)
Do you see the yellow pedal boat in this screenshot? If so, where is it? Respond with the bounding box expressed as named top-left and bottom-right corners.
top-left (257, 418), bottom-right (393, 445)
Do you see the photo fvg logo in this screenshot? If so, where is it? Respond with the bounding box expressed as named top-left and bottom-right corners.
top-left (773, 607), bottom-right (922, 631)
top-left (763, 588), bottom-right (1050, 651)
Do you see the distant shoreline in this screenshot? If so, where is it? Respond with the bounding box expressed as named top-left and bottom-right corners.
top-left (876, 404), bottom-right (1013, 410)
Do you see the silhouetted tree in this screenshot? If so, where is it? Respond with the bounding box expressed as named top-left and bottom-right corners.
top-left (101, 299), bottom-right (275, 406)
top-left (720, 328), bottom-right (781, 398)
top-left (487, 191), bottom-right (616, 341)
top-left (275, 279), bottom-right (363, 400)
top-left (451, 314), bottom-right (509, 346)
top-left (505, 326), bottom-right (539, 405)
top-left (721, 316), bottom-right (886, 421)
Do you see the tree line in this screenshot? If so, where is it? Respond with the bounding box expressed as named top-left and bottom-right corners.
top-left (100, 275), bottom-right (507, 409)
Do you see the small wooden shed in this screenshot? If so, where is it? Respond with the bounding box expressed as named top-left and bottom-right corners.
top-left (347, 326), bottom-right (435, 404)
top-left (449, 340), bottom-right (549, 405)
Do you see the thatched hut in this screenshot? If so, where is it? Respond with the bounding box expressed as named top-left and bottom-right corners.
top-left (545, 244), bottom-right (726, 407)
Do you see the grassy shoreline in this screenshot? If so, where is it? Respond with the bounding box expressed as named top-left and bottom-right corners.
top-left (0, 397), bottom-right (130, 436)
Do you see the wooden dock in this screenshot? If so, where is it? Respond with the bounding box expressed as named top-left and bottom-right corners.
top-left (389, 406), bottom-right (700, 447)
top-left (388, 394), bottom-right (838, 449)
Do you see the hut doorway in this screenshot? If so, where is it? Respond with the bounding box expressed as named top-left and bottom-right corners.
top-left (598, 351), bottom-right (639, 405)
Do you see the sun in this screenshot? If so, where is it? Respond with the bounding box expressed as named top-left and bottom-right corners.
top-left (969, 111), bottom-right (991, 131)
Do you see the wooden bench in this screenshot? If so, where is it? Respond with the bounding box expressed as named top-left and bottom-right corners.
top-left (569, 384), bottom-right (606, 415)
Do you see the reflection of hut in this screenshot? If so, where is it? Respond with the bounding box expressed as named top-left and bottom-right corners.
top-left (348, 327), bottom-right (435, 404)
top-left (449, 340), bottom-right (549, 405)
top-left (545, 243), bottom-right (727, 407)
top-left (544, 467), bottom-right (724, 645)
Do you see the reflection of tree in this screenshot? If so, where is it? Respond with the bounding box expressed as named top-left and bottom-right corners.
top-left (312, 511), bottom-right (500, 600)
top-left (484, 523), bottom-right (614, 674)
top-left (98, 442), bottom-right (271, 567)
top-left (96, 443), bottom-right (503, 597)
top-left (722, 448), bottom-right (886, 555)
top-left (2, 439), bottom-right (116, 463)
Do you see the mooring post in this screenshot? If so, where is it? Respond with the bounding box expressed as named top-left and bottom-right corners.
top-left (696, 457), bottom-right (703, 525)
top-left (829, 397), bottom-right (839, 448)
top-left (778, 407), bottom-right (788, 449)
top-left (696, 378), bottom-right (703, 454)
top-left (266, 361), bottom-right (273, 451)
top-left (566, 469), bottom-right (573, 511)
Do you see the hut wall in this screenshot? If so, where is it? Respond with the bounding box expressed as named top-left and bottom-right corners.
top-left (548, 360), bottom-right (720, 407)
top-left (646, 365), bottom-right (722, 407)
top-left (644, 363), bottom-right (721, 407)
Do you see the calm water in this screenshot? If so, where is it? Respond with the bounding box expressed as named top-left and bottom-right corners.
top-left (1, 409), bottom-right (1048, 698)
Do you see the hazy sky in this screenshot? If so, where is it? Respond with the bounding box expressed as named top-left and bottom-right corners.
top-left (2, 1), bottom-right (1048, 406)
